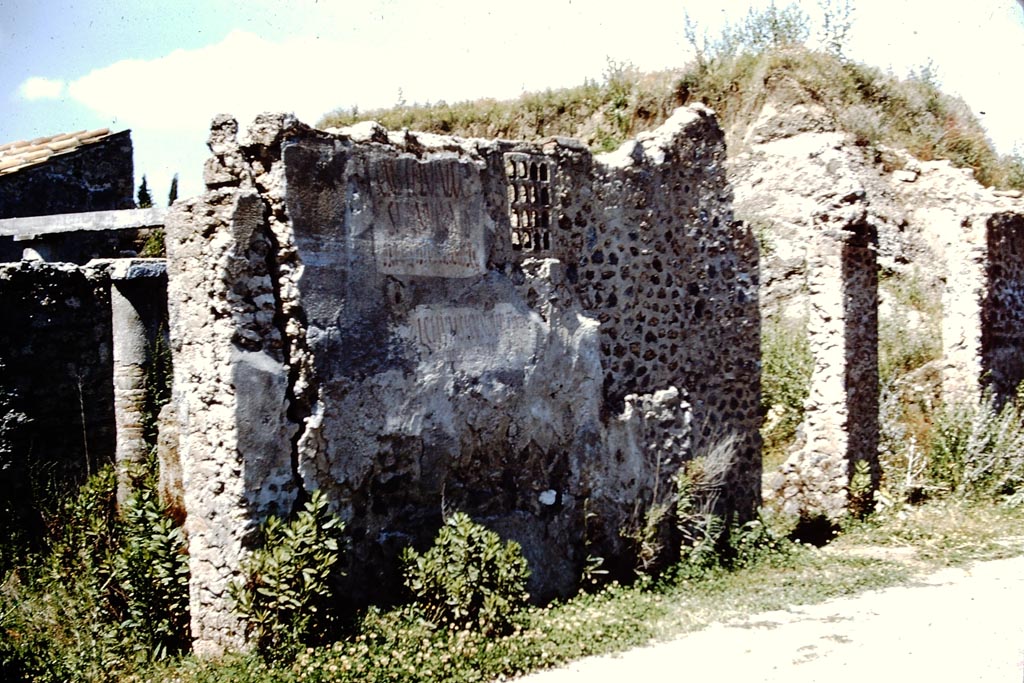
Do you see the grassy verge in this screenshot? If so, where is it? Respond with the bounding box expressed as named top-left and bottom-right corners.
top-left (146, 499), bottom-right (1024, 683)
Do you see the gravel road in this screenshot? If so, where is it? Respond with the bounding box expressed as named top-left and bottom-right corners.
top-left (517, 554), bottom-right (1024, 683)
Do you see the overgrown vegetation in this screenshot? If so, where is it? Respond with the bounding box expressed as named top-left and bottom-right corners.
top-left (139, 228), bottom-right (165, 258)
top-left (0, 330), bottom-right (186, 681)
top-left (232, 491), bottom-right (346, 659)
top-left (320, 3), bottom-right (1024, 191)
top-left (0, 463), bottom-right (190, 682)
top-left (760, 315), bottom-right (813, 468)
top-left (401, 512), bottom-right (530, 636)
top-left (143, 498), bottom-right (1024, 683)
top-left (676, 467), bottom-right (791, 578)
top-left (916, 393), bottom-right (1024, 504)
top-left (322, 63), bottom-right (684, 155)
top-left (878, 269), bottom-right (943, 388)
top-left (5, 4), bottom-right (1024, 682)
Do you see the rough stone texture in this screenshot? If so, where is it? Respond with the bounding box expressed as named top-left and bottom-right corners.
top-left (165, 108), bottom-right (761, 656)
top-left (729, 95), bottom-right (1024, 514)
top-left (0, 261), bottom-right (115, 508)
top-left (943, 212), bottom-right (1024, 403)
top-left (165, 184), bottom-right (298, 657)
top-left (766, 196), bottom-right (879, 521)
top-left (0, 131), bottom-right (135, 220)
top-left (728, 108), bottom-right (906, 319)
top-left (156, 401), bottom-right (183, 520)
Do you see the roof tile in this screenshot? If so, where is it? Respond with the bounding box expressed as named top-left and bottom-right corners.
top-left (0, 128), bottom-right (122, 178)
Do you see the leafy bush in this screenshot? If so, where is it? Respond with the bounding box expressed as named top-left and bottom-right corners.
top-left (760, 316), bottom-right (812, 468)
top-left (1006, 151), bottom-right (1024, 191)
top-left (926, 394), bottom-right (1024, 500)
top-left (401, 512), bottom-right (530, 635)
top-left (231, 490), bottom-right (345, 658)
top-left (139, 228), bottom-right (165, 258)
top-left (109, 486), bottom-right (190, 661)
top-left (0, 465), bottom-right (191, 681)
top-left (715, 1), bottom-right (811, 56)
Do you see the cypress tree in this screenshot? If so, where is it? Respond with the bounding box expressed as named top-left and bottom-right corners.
top-left (137, 175), bottom-right (153, 209)
top-left (167, 173), bottom-right (179, 206)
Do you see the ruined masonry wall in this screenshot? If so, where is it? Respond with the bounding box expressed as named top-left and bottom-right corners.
top-left (943, 212), bottom-right (1024, 404)
top-left (165, 108), bottom-right (761, 656)
top-left (982, 213), bottom-right (1024, 401)
top-left (768, 194), bottom-right (878, 522)
top-left (0, 131), bottom-right (135, 220)
top-left (165, 167), bottom-right (298, 653)
top-left (0, 261), bottom-right (115, 518)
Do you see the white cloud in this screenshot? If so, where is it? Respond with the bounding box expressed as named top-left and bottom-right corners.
top-left (59, 2), bottom-right (691, 135)
top-left (18, 76), bottom-right (66, 101)
top-left (49, 1), bottom-right (1024, 199)
top-left (65, 30), bottom-right (363, 131)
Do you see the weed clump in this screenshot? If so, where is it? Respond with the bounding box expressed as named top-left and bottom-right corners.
top-left (401, 512), bottom-right (530, 636)
top-left (322, 3), bottom-right (1024, 191)
top-left (0, 465), bottom-right (190, 682)
top-left (760, 316), bottom-right (813, 469)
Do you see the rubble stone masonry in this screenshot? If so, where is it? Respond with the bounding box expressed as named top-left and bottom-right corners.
top-left (164, 108), bottom-right (762, 656)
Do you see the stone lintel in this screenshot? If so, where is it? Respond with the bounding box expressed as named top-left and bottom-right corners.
top-left (0, 207), bottom-right (166, 241)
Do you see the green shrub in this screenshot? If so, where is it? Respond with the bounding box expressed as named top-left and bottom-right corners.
top-left (926, 394), bottom-right (1024, 499)
top-left (139, 228), bottom-right (165, 258)
top-left (109, 486), bottom-right (190, 661)
top-left (401, 512), bottom-right (530, 635)
top-left (878, 271), bottom-right (942, 388)
top-left (1006, 151), bottom-right (1024, 191)
top-left (676, 458), bottom-right (790, 577)
top-left (231, 490), bottom-right (345, 658)
top-left (0, 464), bottom-right (191, 682)
top-left (141, 329), bottom-right (172, 448)
top-left (760, 316), bottom-right (812, 468)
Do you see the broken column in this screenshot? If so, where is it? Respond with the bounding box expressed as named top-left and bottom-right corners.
top-left (770, 192), bottom-right (878, 522)
top-left (102, 258), bottom-right (168, 506)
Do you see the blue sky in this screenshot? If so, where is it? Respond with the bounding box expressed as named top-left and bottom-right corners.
top-left (2, 0), bottom-right (1023, 203)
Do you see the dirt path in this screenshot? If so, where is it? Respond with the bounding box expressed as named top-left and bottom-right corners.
top-left (517, 554), bottom-right (1024, 682)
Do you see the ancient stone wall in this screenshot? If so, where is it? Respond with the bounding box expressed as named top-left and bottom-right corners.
top-left (0, 256), bottom-right (169, 550)
top-left (0, 208), bottom-right (165, 264)
top-left (0, 261), bottom-right (116, 517)
top-left (0, 131), bottom-right (135, 220)
top-left (982, 213), bottom-right (1024, 399)
top-left (943, 211), bottom-right (1024, 403)
top-left (165, 108), bottom-right (761, 656)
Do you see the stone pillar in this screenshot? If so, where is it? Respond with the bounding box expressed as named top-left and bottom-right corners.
top-left (942, 214), bottom-right (987, 403)
top-left (165, 179), bottom-right (298, 658)
top-left (105, 259), bottom-right (168, 507)
top-left (943, 212), bottom-right (1024, 405)
top-left (770, 197), bottom-right (878, 522)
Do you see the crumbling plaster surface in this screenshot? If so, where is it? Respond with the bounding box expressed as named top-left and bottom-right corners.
top-left (766, 196), bottom-right (879, 522)
top-left (165, 107), bottom-right (761, 656)
top-left (944, 211), bottom-right (1024, 404)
